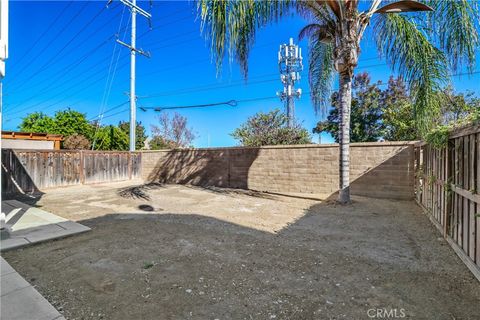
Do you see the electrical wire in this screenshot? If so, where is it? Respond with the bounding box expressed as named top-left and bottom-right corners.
top-left (5, 16), bottom-right (198, 114)
top-left (92, 8), bottom-right (130, 149)
top-left (56, 68), bottom-right (480, 123)
top-left (7, 26), bottom-right (198, 107)
top-left (8, 1), bottom-right (90, 84)
top-left (142, 100), bottom-right (238, 111)
top-left (8, 4), bottom-right (108, 95)
top-left (11, 1), bottom-right (74, 69)
top-left (88, 101), bottom-right (129, 121)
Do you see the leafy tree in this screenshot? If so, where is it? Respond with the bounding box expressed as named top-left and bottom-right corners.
top-left (315, 75), bottom-right (480, 143)
top-left (93, 125), bottom-right (129, 151)
top-left (312, 121), bottom-right (328, 144)
top-left (19, 109), bottom-right (94, 140)
top-left (232, 109), bottom-right (311, 147)
top-left (118, 121), bottom-right (148, 150)
top-left (19, 112), bottom-right (55, 134)
top-left (150, 112), bottom-right (195, 149)
top-left (149, 136), bottom-right (176, 150)
top-left (63, 134), bottom-right (91, 150)
top-left (314, 73), bottom-right (383, 143)
top-left (196, 0), bottom-right (478, 204)
top-left (51, 109), bottom-right (94, 139)
top-left (381, 76), bottom-right (418, 141)
top-left (438, 86), bottom-right (480, 125)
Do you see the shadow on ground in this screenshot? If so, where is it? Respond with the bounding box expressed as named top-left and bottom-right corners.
top-left (117, 183), bottom-right (164, 201)
top-left (3, 195), bottom-right (479, 320)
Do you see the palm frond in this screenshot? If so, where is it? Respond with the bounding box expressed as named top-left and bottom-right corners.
top-left (197, 1), bottom-right (228, 74)
top-left (196, 0), bottom-right (293, 78)
top-left (296, 1), bottom-right (336, 28)
top-left (426, 0), bottom-right (479, 72)
top-left (306, 36), bottom-right (335, 115)
top-left (299, 23), bottom-right (334, 43)
top-left (324, 0), bottom-right (342, 19)
top-left (374, 13), bottom-right (448, 134)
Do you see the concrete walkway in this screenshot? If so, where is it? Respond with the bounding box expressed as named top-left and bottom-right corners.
top-left (1, 200), bottom-right (90, 319)
top-left (1, 257), bottom-right (65, 320)
top-left (1, 200), bottom-right (90, 251)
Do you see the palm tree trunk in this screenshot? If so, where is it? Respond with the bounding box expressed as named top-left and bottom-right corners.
top-left (338, 73), bottom-right (352, 204)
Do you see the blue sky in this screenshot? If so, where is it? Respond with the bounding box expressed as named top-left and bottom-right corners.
top-left (2, 1), bottom-right (479, 147)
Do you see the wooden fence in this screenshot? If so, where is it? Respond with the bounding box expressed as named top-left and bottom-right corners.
top-left (415, 124), bottom-right (480, 281)
top-left (1, 149), bottom-right (141, 195)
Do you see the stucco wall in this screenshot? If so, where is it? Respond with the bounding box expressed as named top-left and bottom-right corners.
top-left (1, 139), bottom-right (54, 150)
top-left (141, 142), bottom-right (415, 200)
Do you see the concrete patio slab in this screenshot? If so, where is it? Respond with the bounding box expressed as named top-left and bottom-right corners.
top-left (1, 270), bottom-right (31, 296)
top-left (1, 200), bottom-right (90, 252)
top-left (1, 256), bottom-right (15, 276)
top-left (1, 258), bottom-right (65, 320)
top-left (3, 200), bottom-right (68, 232)
top-left (0, 237), bottom-right (30, 251)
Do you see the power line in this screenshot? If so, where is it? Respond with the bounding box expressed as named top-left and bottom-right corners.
top-left (6, 47), bottom-right (478, 122)
top-left (8, 1), bottom-right (90, 84)
top-left (138, 46), bottom-right (380, 78)
top-left (5, 72), bottom-right (113, 122)
top-left (0, 68), bottom-right (409, 119)
top-left (141, 73), bottom-right (279, 99)
top-left (12, 66), bottom-right (478, 125)
top-left (27, 5), bottom-right (122, 80)
top-left (139, 60), bottom-right (390, 100)
top-left (450, 70), bottom-right (480, 77)
top-left (140, 100), bottom-right (237, 112)
top-left (7, 25), bottom-right (264, 110)
top-left (5, 13), bottom-right (194, 114)
top-left (4, 11), bottom-right (124, 106)
top-left (11, 1), bottom-right (74, 69)
top-left (137, 14), bottom-right (192, 39)
top-left (8, 4), bottom-right (107, 94)
top-left (6, 74), bottom-right (276, 121)
top-left (5, 37), bottom-right (124, 114)
top-left (92, 7), bottom-right (130, 149)
top-left (94, 106), bottom-right (129, 121)
top-left (6, 25), bottom-right (197, 103)
top-left (150, 6), bottom-right (186, 22)
top-left (139, 57), bottom-right (210, 77)
top-left (142, 29), bottom-right (197, 47)
top-left (151, 78), bottom-right (278, 97)
top-left (88, 101), bottom-right (129, 121)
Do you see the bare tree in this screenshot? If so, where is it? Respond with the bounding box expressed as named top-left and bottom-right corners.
top-left (150, 112), bottom-right (196, 149)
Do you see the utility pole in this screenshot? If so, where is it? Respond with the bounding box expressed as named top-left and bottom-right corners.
top-left (277, 38), bottom-right (303, 128)
top-left (108, 0), bottom-right (151, 151)
top-left (0, 0), bottom-right (8, 112)
top-left (0, 0), bottom-right (8, 238)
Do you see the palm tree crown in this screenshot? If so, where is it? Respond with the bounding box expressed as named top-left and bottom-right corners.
top-left (196, 0), bottom-right (479, 203)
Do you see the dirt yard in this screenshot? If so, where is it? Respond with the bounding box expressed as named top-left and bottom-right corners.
top-left (3, 181), bottom-right (480, 320)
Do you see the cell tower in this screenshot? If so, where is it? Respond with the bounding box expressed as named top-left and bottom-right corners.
top-left (277, 38), bottom-right (303, 128)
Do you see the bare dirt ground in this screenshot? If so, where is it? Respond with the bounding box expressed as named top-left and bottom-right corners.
top-left (3, 181), bottom-right (480, 320)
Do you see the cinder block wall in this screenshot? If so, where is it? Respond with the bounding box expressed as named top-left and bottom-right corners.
top-left (141, 142), bottom-right (415, 200)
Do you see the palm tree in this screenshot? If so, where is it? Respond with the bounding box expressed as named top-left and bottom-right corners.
top-left (196, 0), bottom-right (479, 203)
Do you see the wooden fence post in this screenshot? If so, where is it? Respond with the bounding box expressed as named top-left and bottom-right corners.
top-left (79, 150), bottom-right (85, 184)
top-left (444, 143), bottom-right (452, 237)
top-left (128, 152), bottom-right (132, 180)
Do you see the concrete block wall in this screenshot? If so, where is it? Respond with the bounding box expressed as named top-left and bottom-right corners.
top-left (141, 142), bottom-right (416, 200)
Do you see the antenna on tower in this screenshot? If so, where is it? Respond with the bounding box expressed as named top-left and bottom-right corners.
top-left (107, 0), bottom-right (151, 151)
top-left (277, 37), bottom-right (303, 128)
